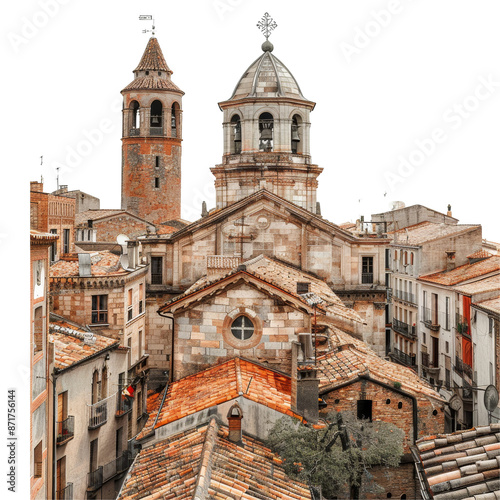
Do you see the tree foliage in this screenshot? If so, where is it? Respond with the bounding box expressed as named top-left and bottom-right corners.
top-left (266, 412), bottom-right (404, 499)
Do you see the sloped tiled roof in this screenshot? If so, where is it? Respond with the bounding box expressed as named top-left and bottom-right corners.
top-left (389, 222), bottom-right (480, 246)
top-left (49, 318), bottom-right (118, 371)
top-left (137, 358), bottom-right (299, 440)
top-left (50, 250), bottom-right (127, 277)
top-left (119, 418), bottom-right (312, 500)
top-left (317, 326), bottom-right (443, 402)
top-left (474, 296), bottom-right (500, 315)
top-left (414, 424), bottom-right (500, 500)
top-left (122, 75), bottom-right (183, 92)
top-left (454, 275), bottom-right (500, 296)
top-left (30, 229), bottom-right (59, 243)
top-left (134, 37), bottom-right (171, 72)
top-left (419, 256), bottom-right (500, 286)
top-left (159, 255), bottom-right (362, 325)
top-left (467, 250), bottom-right (493, 260)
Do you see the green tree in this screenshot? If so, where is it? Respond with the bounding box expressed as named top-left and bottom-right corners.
top-left (266, 412), bottom-right (404, 499)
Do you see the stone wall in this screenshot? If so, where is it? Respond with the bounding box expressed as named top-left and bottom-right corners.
top-left (173, 282), bottom-right (310, 379)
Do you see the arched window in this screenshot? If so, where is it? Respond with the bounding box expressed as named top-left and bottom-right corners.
top-left (91, 370), bottom-right (100, 405)
top-left (291, 114), bottom-right (301, 153)
top-left (259, 112), bottom-right (273, 151)
top-left (231, 115), bottom-right (241, 154)
top-left (171, 102), bottom-right (180, 137)
top-left (130, 100), bottom-right (140, 131)
top-left (150, 100), bottom-right (163, 130)
top-left (101, 366), bottom-right (108, 399)
top-left (410, 252), bottom-right (414, 265)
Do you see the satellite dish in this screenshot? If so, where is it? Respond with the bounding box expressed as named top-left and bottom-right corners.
top-left (119, 254), bottom-right (129, 270)
top-left (116, 234), bottom-right (129, 254)
top-left (484, 385), bottom-right (499, 412)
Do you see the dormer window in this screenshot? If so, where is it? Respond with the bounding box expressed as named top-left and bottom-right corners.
top-left (259, 112), bottom-right (273, 151)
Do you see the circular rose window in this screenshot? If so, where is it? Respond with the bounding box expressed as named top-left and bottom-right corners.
top-left (230, 316), bottom-right (255, 340)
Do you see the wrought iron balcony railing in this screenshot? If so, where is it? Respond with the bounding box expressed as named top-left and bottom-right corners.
top-left (392, 347), bottom-right (416, 367)
top-left (88, 395), bottom-right (113, 429)
top-left (455, 313), bottom-right (470, 337)
top-left (102, 451), bottom-right (132, 483)
top-left (57, 415), bottom-right (74, 445)
top-left (393, 290), bottom-right (416, 305)
top-left (87, 466), bottom-right (103, 491)
top-left (150, 126), bottom-right (163, 136)
top-left (116, 391), bottom-right (133, 417)
top-left (455, 356), bottom-right (473, 379)
top-left (421, 307), bottom-right (441, 330)
top-left (392, 318), bottom-right (417, 339)
top-left (57, 482), bottom-right (73, 500)
top-left (129, 127), bottom-right (140, 136)
top-left (361, 272), bottom-right (374, 284)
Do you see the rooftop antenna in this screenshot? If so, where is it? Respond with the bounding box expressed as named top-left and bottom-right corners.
top-left (56, 166), bottom-right (60, 190)
top-left (139, 15), bottom-right (155, 36)
top-left (40, 155), bottom-right (44, 184)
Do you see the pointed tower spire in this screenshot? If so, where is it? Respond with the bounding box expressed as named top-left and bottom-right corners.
top-left (134, 37), bottom-right (172, 74)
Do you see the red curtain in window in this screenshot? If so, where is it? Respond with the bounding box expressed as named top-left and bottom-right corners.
top-left (463, 338), bottom-right (473, 367)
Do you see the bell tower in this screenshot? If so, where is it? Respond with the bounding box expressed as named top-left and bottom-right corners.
top-left (211, 14), bottom-right (322, 213)
top-left (121, 37), bottom-right (184, 225)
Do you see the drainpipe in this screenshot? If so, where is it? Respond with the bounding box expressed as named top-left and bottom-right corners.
top-left (158, 311), bottom-right (175, 382)
top-left (51, 371), bottom-right (57, 500)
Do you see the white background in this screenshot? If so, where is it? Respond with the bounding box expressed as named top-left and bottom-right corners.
top-left (2, 1), bottom-right (499, 496)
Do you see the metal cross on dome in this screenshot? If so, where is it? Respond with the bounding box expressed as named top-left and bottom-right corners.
top-left (257, 12), bottom-right (277, 40)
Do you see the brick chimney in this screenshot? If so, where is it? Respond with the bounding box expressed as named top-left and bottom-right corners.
top-left (447, 204), bottom-right (452, 217)
top-left (291, 337), bottom-right (319, 423)
top-left (227, 402), bottom-right (243, 443)
top-left (30, 181), bottom-right (43, 192)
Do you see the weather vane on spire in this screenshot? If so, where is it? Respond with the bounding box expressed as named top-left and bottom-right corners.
top-left (139, 15), bottom-right (155, 36)
top-left (257, 12), bottom-right (277, 41)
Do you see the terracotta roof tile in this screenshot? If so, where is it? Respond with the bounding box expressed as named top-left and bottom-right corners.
top-left (122, 75), bottom-right (183, 93)
top-left (137, 358), bottom-right (300, 440)
top-left (119, 418), bottom-right (312, 500)
top-left (317, 326), bottom-right (443, 402)
top-left (49, 319), bottom-right (118, 370)
top-left (454, 275), bottom-right (500, 296)
top-left (389, 222), bottom-right (480, 246)
top-left (419, 256), bottom-right (500, 286)
top-left (134, 37), bottom-right (171, 72)
top-left (474, 296), bottom-right (500, 315)
top-left (415, 424), bottom-right (500, 500)
top-left (50, 250), bottom-right (128, 277)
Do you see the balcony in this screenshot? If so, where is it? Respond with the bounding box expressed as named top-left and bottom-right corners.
top-left (421, 352), bottom-right (429, 368)
top-left (150, 126), bottom-right (163, 136)
top-left (87, 466), bottom-right (103, 492)
top-left (57, 482), bottom-right (73, 500)
top-left (455, 314), bottom-right (470, 337)
top-left (88, 399), bottom-right (108, 430)
top-left (361, 273), bottom-right (373, 284)
top-left (56, 415), bottom-right (74, 445)
top-left (116, 392), bottom-right (133, 418)
top-left (129, 127), bottom-right (140, 136)
top-left (455, 356), bottom-right (473, 379)
top-left (103, 451), bottom-right (132, 483)
top-left (391, 347), bottom-right (416, 368)
top-left (421, 307), bottom-right (441, 331)
top-left (392, 318), bottom-right (417, 339)
top-left (393, 290), bottom-right (416, 305)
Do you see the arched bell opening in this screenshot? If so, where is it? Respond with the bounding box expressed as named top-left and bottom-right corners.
top-left (150, 100), bottom-right (163, 135)
top-left (259, 112), bottom-right (273, 152)
top-left (130, 100), bottom-right (140, 135)
top-left (230, 115), bottom-right (242, 154)
top-left (171, 102), bottom-right (180, 138)
top-left (291, 114), bottom-right (302, 154)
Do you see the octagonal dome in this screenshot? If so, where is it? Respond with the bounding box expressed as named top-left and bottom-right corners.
top-left (229, 49), bottom-right (308, 101)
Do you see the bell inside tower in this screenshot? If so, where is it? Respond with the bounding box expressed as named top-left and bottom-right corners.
top-left (231, 115), bottom-right (241, 154)
top-left (150, 100), bottom-right (163, 131)
top-left (259, 112), bottom-right (273, 152)
top-left (291, 114), bottom-right (301, 154)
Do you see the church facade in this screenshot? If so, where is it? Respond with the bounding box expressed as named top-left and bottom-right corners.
top-left (120, 34), bottom-right (390, 372)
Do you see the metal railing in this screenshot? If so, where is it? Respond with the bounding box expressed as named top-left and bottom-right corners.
top-left (393, 290), bottom-right (416, 304)
top-left (392, 318), bottom-right (417, 339)
top-left (421, 307), bottom-right (441, 330)
top-left (102, 451), bottom-right (132, 483)
top-left (57, 482), bottom-right (73, 500)
top-left (421, 352), bottom-right (429, 368)
top-left (150, 127), bottom-right (163, 136)
top-left (361, 272), bottom-right (374, 284)
top-left (116, 391), bottom-right (133, 417)
top-left (57, 415), bottom-right (74, 444)
top-left (392, 347), bottom-right (416, 367)
top-left (88, 394), bottom-right (115, 429)
top-left (87, 466), bottom-right (103, 491)
top-left (455, 356), bottom-right (473, 378)
top-left (129, 127), bottom-right (140, 136)
top-left (455, 313), bottom-right (470, 336)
